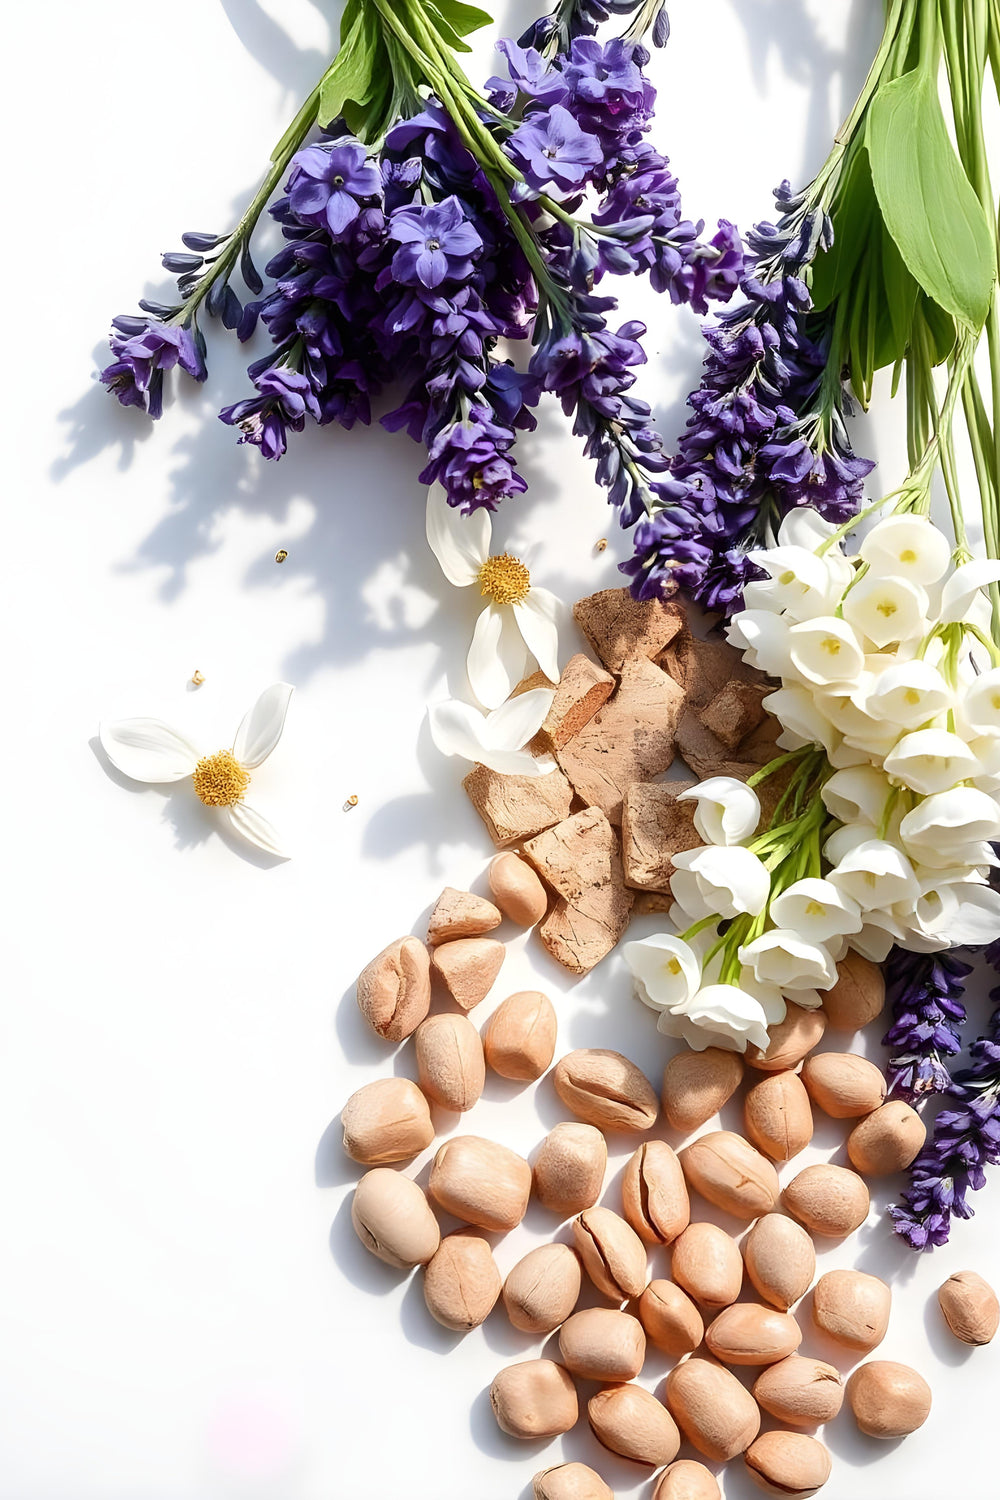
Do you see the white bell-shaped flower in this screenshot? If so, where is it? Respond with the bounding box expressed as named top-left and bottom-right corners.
top-left (769, 877), bottom-right (864, 944)
top-left (623, 934), bottom-right (702, 1015)
top-left (677, 778), bottom-right (761, 846)
top-left (777, 507), bottom-right (842, 552)
top-left (745, 545), bottom-right (844, 620)
top-left (900, 871), bottom-right (1000, 950)
top-left (738, 970), bottom-right (789, 1023)
top-left (788, 617), bottom-right (865, 688)
top-left (727, 611), bottom-right (796, 680)
top-left (821, 765), bottom-right (893, 826)
top-left (866, 660), bottom-right (953, 730)
top-left (938, 559), bottom-right (1000, 626)
top-left (841, 573), bottom-right (929, 649)
top-left (849, 911), bottom-right (905, 962)
top-left (859, 514), bottom-right (952, 585)
top-left (655, 984), bottom-right (771, 1054)
top-left (962, 668), bottom-right (1000, 738)
top-left (883, 728), bottom-right (980, 796)
top-left (823, 821), bottom-right (879, 864)
top-left (763, 686), bottom-right (837, 754)
top-left (898, 786), bottom-right (1000, 868)
top-left (827, 838), bottom-right (920, 910)
top-left (738, 930), bottom-right (838, 991)
top-left (670, 845), bottom-right (771, 920)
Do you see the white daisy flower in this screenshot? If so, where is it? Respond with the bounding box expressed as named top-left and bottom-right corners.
top-left (100, 684), bottom-right (294, 858)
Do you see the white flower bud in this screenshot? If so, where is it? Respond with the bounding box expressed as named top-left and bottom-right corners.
top-left (962, 668), bottom-right (1000, 737)
top-left (623, 934), bottom-right (701, 1015)
top-left (938, 560), bottom-right (1000, 625)
top-left (866, 660), bottom-right (953, 730)
top-left (745, 545), bottom-right (844, 619)
top-left (859, 515), bottom-right (952, 585)
top-left (738, 930), bottom-right (838, 991)
top-left (788, 617), bottom-right (865, 688)
top-left (898, 786), bottom-right (1000, 868)
top-left (883, 728), bottom-right (980, 796)
top-left (821, 765), bottom-right (893, 825)
top-left (655, 984), bottom-right (771, 1054)
top-left (670, 845), bottom-right (771, 920)
top-left (677, 777), bottom-right (761, 846)
top-left (827, 838), bottom-right (919, 910)
top-left (769, 877), bottom-right (864, 943)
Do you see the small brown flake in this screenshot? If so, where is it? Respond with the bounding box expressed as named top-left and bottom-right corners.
top-left (622, 781), bottom-right (701, 892)
top-left (698, 679), bottom-right (768, 751)
top-left (573, 587), bottom-right (684, 673)
top-left (538, 653), bottom-right (616, 751)
top-left (524, 807), bottom-right (634, 975)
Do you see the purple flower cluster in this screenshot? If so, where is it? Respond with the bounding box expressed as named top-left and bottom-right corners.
top-left (100, 317), bottom-right (206, 419)
top-left (882, 950), bottom-right (971, 1103)
top-left (622, 181), bottom-right (874, 610)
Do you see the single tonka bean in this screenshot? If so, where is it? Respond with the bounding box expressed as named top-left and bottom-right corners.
top-left (573, 1207), bottom-right (647, 1300)
top-left (423, 1230), bottom-right (501, 1331)
top-left (490, 852), bottom-right (548, 928)
top-left (653, 1460), bottom-right (721, 1500)
top-left (588, 1384), bottom-right (681, 1467)
top-left (743, 1214), bottom-right (816, 1311)
top-left (744, 1431), bottom-right (831, 1497)
top-left (847, 1100), bottom-right (927, 1175)
top-left (533, 1122), bottom-right (607, 1215)
top-left (783, 1163), bottom-right (870, 1238)
top-left (490, 1359), bottom-right (578, 1439)
top-left (351, 1169), bottom-right (440, 1269)
top-left (532, 1463), bottom-right (613, 1500)
top-left (553, 1049), bottom-right (659, 1132)
top-left (621, 1140), bottom-right (690, 1244)
top-left (662, 1048), bottom-right (744, 1133)
top-left (822, 951), bottom-right (884, 1031)
top-left (812, 1269), bottom-right (890, 1353)
top-left (558, 1308), bottom-right (646, 1382)
top-left (704, 1303), bottom-right (802, 1367)
top-left (431, 936), bottom-right (504, 1012)
top-left (938, 1270), bottom-right (1000, 1345)
top-left (340, 1076), bottom-right (434, 1164)
top-left (744, 1071), bottom-right (814, 1162)
top-left (746, 1004), bottom-right (826, 1072)
top-left (483, 990), bottom-right (557, 1081)
top-left (426, 886), bottom-right (501, 945)
top-left (752, 1356), bottom-right (844, 1428)
top-left (429, 1136), bottom-right (531, 1232)
top-left (503, 1244), bottom-right (582, 1334)
top-left (801, 1052), bottom-right (886, 1119)
top-left (670, 1222), bottom-right (744, 1308)
top-left (638, 1279), bottom-right (704, 1357)
top-left (356, 935), bottom-right (431, 1041)
top-left (846, 1361), bottom-right (932, 1438)
top-left (664, 1356), bottom-right (761, 1462)
top-left (679, 1131), bottom-right (779, 1221)
top-left (413, 1013), bottom-right (485, 1112)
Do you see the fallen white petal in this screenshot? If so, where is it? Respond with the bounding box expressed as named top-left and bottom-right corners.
top-left (484, 688), bottom-right (556, 751)
top-left (468, 604), bottom-right (529, 710)
top-left (513, 588), bottom-right (561, 682)
top-left (100, 718), bottom-right (200, 783)
top-left (224, 802), bottom-right (290, 859)
top-left (233, 683), bottom-right (294, 768)
top-left (428, 699), bottom-right (494, 762)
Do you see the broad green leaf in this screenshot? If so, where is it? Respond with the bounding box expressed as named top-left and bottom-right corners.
top-left (866, 69), bottom-right (996, 331)
top-left (432, 0), bottom-right (494, 37)
top-left (425, 3), bottom-right (475, 53)
top-left (319, 6), bottom-right (380, 127)
top-left (810, 145), bottom-right (877, 314)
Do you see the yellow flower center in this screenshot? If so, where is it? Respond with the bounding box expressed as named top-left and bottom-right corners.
top-left (665, 958), bottom-right (682, 976)
top-left (478, 553), bottom-right (531, 605)
top-left (992, 693), bottom-right (1000, 712)
top-left (899, 548), bottom-right (917, 563)
top-left (876, 599), bottom-right (897, 618)
top-left (192, 749), bottom-right (250, 807)
top-left (821, 637), bottom-right (841, 655)
top-left (779, 570), bottom-right (796, 585)
top-left (805, 900), bottom-right (827, 918)
top-left (904, 689), bottom-right (921, 705)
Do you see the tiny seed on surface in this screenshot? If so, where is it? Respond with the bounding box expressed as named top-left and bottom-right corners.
top-left (190, 669), bottom-right (205, 686)
top-left (344, 794), bottom-right (359, 810)
top-left (596, 538), bottom-right (608, 552)
top-left (275, 548), bottom-right (288, 563)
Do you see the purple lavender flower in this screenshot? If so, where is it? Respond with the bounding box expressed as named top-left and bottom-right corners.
top-left (387, 198), bottom-right (483, 289)
top-left (507, 104), bottom-right (603, 193)
top-left (488, 39), bottom-right (568, 105)
top-left (418, 404), bottom-right (528, 511)
top-left (100, 318), bottom-right (206, 419)
top-left (883, 950), bottom-right (971, 1102)
top-left (219, 366), bottom-right (320, 460)
top-left (286, 141), bottom-right (381, 237)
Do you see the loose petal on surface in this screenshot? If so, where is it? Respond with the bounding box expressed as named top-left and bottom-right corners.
top-left (513, 589), bottom-right (561, 681)
top-left (224, 802), bottom-right (290, 859)
top-left (99, 718), bottom-right (200, 783)
top-left (233, 683), bottom-right (294, 768)
top-left (468, 604), bottom-right (529, 710)
top-left (484, 688), bottom-right (556, 751)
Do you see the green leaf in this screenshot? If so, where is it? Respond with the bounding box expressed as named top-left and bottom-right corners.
top-left (810, 145), bottom-right (877, 314)
top-left (866, 69), bottom-right (996, 331)
top-left (424, 3), bottom-right (475, 53)
top-left (318, 5), bottom-right (380, 128)
top-left (432, 0), bottom-right (494, 37)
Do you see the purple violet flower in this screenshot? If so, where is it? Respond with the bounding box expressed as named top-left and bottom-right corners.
top-left (387, 197), bottom-right (483, 289)
top-left (101, 319), bottom-right (206, 419)
top-left (287, 141), bottom-right (381, 238)
top-left (507, 103), bottom-right (603, 193)
top-left (219, 366), bottom-right (320, 460)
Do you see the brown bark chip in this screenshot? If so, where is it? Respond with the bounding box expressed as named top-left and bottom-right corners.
top-left (525, 807), bottom-right (634, 975)
top-left (573, 588), bottom-right (684, 672)
top-left (698, 679), bottom-right (768, 752)
top-left (539, 653), bottom-right (616, 750)
top-left (554, 658), bottom-right (685, 825)
top-left (622, 781), bottom-right (700, 892)
top-left (675, 710), bottom-right (732, 782)
top-left (463, 763), bottom-right (574, 847)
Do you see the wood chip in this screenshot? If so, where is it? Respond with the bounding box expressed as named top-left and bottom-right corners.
top-left (463, 763), bottom-right (574, 847)
top-left (524, 807), bottom-right (634, 975)
top-left (573, 588), bottom-right (684, 672)
top-left (631, 890), bottom-right (675, 915)
top-left (427, 888), bottom-right (502, 946)
top-left (698, 679), bottom-right (768, 752)
top-left (554, 657), bottom-right (684, 825)
top-left (538, 653), bottom-right (616, 750)
top-left (661, 630), bottom-right (769, 709)
top-left (622, 781), bottom-right (700, 892)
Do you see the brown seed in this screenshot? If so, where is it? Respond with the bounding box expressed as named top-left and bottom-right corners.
top-left (664, 1356), bottom-right (761, 1461)
top-left (638, 1279), bottom-right (704, 1357)
top-left (413, 1013), bottom-right (485, 1112)
top-left (744, 1071), bottom-right (814, 1161)
top-left (822, 951), bottom-right (885, 1031)
top-left (350, 1169), bottom-right (440, 1269)
top-left (490, 1360), bottom-right (578, 1439)
top-left (340, 1076), bottom-right (434, 1165)
top-left (489, 851), bottom-right (549, 927)
top-left (483, 990), bottom-right (557, 1081)
top-left (429, 1136), bottom-right (531, 1231)
top-left (356, 935), bottom-right (431, 1042)
top-left (744, 1431), bottom-right (831, 1496)
top-left (558, 1307), bottom-right (646, 1381)
top-left (533, 1122), bottom-right (607, 1215)
top-left (752, 1355), bottom-right (844, 1428)
top-left (422, 1230), bottom-right (501, 1331)
top-left (653, 1460), bottom-right (721, 1500)
top-left (572, 1206), bottom-right (647, 1300)
top-left (553, 1048), bottom-right (659, 1132)
top-left (743, 1214), bottom-right (816, 1311)
top-left (812, 1269), bottom-right (890, 1353)
top-left (503, 1243), bottom-right (582, 1334)
top-left (587, 1384), bottom-right (681, 1467)
top-left (847, 1100), bottom-right (927, 1175)
top-left (783, 1163), bottom-right (870, 1238)
top-left (533, 1463), bottom-right (613, 1500)
top-left (846, 1360), bottom-right (931, 1438)
top-left (679, 1131), bottom-right (780, 1220)
top-left (801, 1052), bottom-right (887, 1118)
top-left (426, 886), bottom-right (502, 945)
top-left (938, 1269), bottom-right (1000, 1345)
top-left (430, 937), bottom-right (504, 1011)
top-left (705, 1303), bottom-right (802, 1366)
top-left (670, 1222), bottom-right (743, 1309)
top-left (621, 1140), bottom-right (690, 1244)
top-left (746, 1004), bottom-right (826, 1071)
top-left (662, 1047), bottom-right (744, 1132)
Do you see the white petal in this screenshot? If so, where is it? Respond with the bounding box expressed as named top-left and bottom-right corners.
top-left (99, 718), bottom-right (200, 783)
top-left (233, 683), bottom-right (294, 768)
top-left (678, 777), bottom-right (761, 846)
top-left (941, 886), bottom-right (1000, 946)
top-left (468, 605), bottom-right (529, 710)
top-left (224, 802), bottom-right (290, 858)
top-left (939, 560), bottom-right (1000, 624)
top-left (512, 589), bottom-right (561, 681)
top-left (484, 688), bottom-right (556, 751)
top-left (428, 698), bottom-right (492, 762)
top-left (425, 483), bottom-right (489, 586)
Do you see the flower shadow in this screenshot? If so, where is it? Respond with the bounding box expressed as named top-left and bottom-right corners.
top-left (218, 0), bottom-right (334, 98)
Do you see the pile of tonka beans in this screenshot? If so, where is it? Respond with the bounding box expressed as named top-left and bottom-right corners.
top-left (342, 856), bottom-right (1000, 1499)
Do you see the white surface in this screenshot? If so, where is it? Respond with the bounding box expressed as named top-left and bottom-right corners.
top-left (3, 1), bottom-right (999, 1497)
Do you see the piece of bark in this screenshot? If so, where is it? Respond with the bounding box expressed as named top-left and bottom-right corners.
top-left (675, 709), bottom-right (733, 782)
top-left (554, 657), bottom-right (685, 825)
top-left (538, 653), bottom-right (616, 751)
top-left (431, 938), bottom-right (505, 1011)
top-left (698, 679), bottom-right (768, 752)
top-left (463, 763), bottom-right (574, 847)
top-left (632, 890), bottom-right (675, 915)
top-left (524, 807), bottom-right (634, 975)
top-left (622, 781), bottom-right (700, 892)
top-left (661, 630), bottom-right (769, 710)
top-left (737, 713), bottom-right (782, 765)
top-left (427, 887), bottom-right (502, 946)
top-left (573, 588), bottom-right (685, 672)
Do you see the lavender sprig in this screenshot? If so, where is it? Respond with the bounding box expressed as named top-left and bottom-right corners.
top-left (882, 948), bottom-right (972, 1103)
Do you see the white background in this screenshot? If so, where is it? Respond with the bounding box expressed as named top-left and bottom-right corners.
top-left (2, 2), bottom-right (999, 1497)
